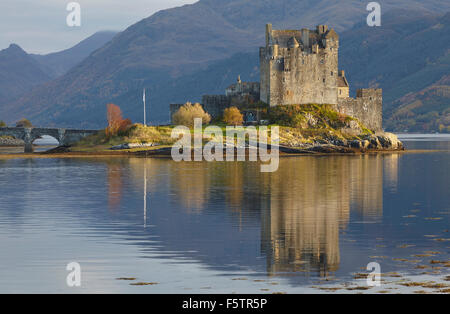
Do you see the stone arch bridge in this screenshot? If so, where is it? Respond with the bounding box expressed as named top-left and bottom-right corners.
top-left (0, 127), bottom-right (99, 152)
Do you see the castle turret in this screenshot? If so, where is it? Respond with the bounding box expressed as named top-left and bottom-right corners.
top-left (272, 43), bottom-right (279, 57)
top-left (324, 29), bottom-right (339, 49)
top-left (287, 36), bottom-right (299, 49)
top-left (337, 70), bottom-right (349, 98)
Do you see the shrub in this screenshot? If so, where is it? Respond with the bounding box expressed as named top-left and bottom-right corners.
top-left (124, 124), bottom-right (175, 145)
top-left (172, 102), bottom-right (211, 127)
top-left (105, 103), bottom-right (132, 137)
top-left (223, 107), bottom-right (244, 126)
top-left (16, 118), bottom-right (32, 128)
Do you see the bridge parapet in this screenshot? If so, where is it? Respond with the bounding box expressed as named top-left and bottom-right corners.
top-left (0, 127), bottom-right (99, 152)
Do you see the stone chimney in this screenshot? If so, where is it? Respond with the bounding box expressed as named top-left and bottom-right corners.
top-left (266, 24), bottom-right (272, 47)
top-left (317, 25), bottom-right (329, 35)
top-left (301, 28), bottom-right (310, 49)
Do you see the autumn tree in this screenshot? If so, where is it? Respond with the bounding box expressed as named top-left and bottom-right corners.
top-left (223, 107), bottom-right (244, 126)
top-left (172, 102), bottom-right (211, 127)
top-left (105, 103), bottom-right (132, 136)
top-left (0, 120), bottom-right (6, 127)
top-left (16, 118), bottom-right (32, 128)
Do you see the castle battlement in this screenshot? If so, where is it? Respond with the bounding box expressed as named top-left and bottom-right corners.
top-left (356, 88), bottom-right (383, 98)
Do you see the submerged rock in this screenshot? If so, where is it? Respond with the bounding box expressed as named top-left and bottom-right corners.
top-left (110, 142), bottom-right (158, 150)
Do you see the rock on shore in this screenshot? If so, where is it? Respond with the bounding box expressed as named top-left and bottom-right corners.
top-left (280, 132), bottom-right (404, 153)
top-left (349, 132), bottom-right (404, 151)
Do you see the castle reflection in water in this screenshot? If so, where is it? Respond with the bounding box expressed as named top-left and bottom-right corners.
top-left (106, 154), bottom-right (400, 277)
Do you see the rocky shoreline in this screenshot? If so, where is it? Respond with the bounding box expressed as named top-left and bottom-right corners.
top-left (134, 132), bottom-right (404, 156)
top-left (279, 132), bottom-right (404, 154)
top-left (18, 132), bottom-right (405, 157)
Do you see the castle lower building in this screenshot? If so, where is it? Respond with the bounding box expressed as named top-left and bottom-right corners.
top-left (170, 24), bottom-right (382, 131)
top-left (170, 75), bottom-right (260, 121)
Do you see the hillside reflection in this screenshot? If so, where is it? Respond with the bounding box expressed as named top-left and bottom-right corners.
top-left (122, 154), bottom-right (399, 276)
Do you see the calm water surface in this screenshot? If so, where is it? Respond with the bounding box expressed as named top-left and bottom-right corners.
top-left (0, 135), bottom-right (448, 293)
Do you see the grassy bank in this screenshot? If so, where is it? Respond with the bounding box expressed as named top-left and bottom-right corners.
top-left (71, 104), bottom-right (381, 152)
top-left (72, 124), bottom-right (175, 152)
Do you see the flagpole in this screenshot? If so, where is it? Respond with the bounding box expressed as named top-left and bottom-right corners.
top-left (143, 88), bottom-right (146, 125)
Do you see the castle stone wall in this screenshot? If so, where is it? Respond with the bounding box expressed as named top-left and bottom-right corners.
top-left (334, 89), bottom-right (383, 131)
top-left (260, 24), bottom-right (339, 106)
top-left (202, 95), bottom-right (233, 118)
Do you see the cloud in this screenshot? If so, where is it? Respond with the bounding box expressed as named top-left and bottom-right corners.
top-left (0, 0), bottom-right (198, 54)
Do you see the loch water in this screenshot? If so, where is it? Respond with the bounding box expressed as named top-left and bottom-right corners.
top-left (0, 135), bottom-right (448, 293)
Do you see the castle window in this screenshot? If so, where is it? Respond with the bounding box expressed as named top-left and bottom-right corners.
top-left (323, 78), bottom-right (325, 83)
top-left (320, 59), bottom-right (324, 64)
top-left (331, 71), bottom-right (333, 76)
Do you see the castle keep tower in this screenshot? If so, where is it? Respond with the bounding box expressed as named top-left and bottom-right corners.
top-left (260, 24), bottom-right (341, 106)
top-left (260, 24), bottom-right (382, 131)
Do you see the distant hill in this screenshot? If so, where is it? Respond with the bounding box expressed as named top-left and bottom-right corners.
top-left (31, 31), bottom-right (118, 78)
top-left (1, 0), bottom-right (450, 128)
top-left (339, 10), bottom-right (450, 132)
top-left (0, 44), bottom-right (52, 106)
top-left (0, 31), bottom-right (118, 121)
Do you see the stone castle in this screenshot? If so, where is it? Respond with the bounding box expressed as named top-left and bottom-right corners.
top-left (171, 24), bottom-right (382, 131)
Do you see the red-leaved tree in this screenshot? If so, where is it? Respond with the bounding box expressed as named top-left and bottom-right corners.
top-left (106, 103), bottom-right (132, 136)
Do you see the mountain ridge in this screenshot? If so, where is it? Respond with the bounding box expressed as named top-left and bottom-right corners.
top-left (0, 44), bottom-right (53, 106)
top-left (31, 31), bottom-right (118, 78)
top-left (1, 0), bottom-right (450, 130)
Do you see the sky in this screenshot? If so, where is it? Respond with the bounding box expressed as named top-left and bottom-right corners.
top-left (0, 0), bottom-right (198, 54)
